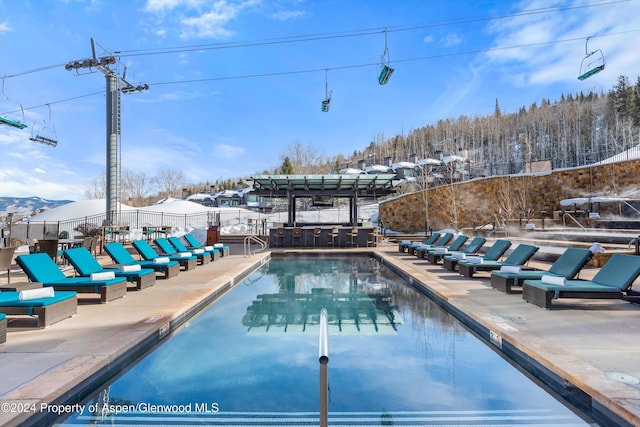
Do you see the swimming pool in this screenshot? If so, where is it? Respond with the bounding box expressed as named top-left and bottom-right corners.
top-left (57, 256), bottom-right (593, 426)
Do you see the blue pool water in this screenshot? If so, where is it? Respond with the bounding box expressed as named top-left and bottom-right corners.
top-left (57, 257), bottom-right (592, 426)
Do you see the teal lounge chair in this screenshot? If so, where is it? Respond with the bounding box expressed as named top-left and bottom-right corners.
top-left (63, 247), bottom-right (156, 291)
top-left (458, 243), bottom-right (539, 279)
top-left (0, 313), bottom-right (5, 343)
top-left (417, 234), bottom-right (468, 260)
top-left (0, 290), bottom-right (77, 327)
top-left (443, 239), bottom-right (512, 272)
top-left (522, 254), bottom-right (640, 309)
top-left (398, 232), bottom-right (440, 254)
top-left (426, 236), bottom-right (486, 264)
top-left (167, 236), bottom-right (213, 265)
top-left (16, 253), bottom-right (127, 303)
top-left (132, 239), bottom-right (197, 271)
top-left (410, 233), bottom-right (454, 256)
top-left (103, 242), bottom-right (180, 279)
top-left (183, 233), bottom-right (228, 258)
top-left (491, 248), bottom-right (593, 294)
top-left (155, 237), bottom-right (204, 267)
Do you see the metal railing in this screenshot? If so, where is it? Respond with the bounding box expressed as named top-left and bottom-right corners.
top-left (243, 235), bottom-right (267, 257)
top-left (562, 212), bottom-right (586, 230)
top-left (5, 208), bottom-right (272, 243)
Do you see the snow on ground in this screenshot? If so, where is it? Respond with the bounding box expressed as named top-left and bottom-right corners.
top-left (14, 198), bottom-right (384, 251)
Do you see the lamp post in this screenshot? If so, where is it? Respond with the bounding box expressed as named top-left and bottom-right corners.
top-left (66, 38), bottom-right (148, 226)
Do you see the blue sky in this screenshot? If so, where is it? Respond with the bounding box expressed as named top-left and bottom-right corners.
top-left (1, 0), bottom-right (639, 201)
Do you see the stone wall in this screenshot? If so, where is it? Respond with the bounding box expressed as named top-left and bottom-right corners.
top-left (379, 159), bottom-right (640, 233)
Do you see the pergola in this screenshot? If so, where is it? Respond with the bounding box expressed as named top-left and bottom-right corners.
top-left (251, 174), bottom-right (402, 226)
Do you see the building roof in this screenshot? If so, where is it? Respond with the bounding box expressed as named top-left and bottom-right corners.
top-left (250, 174), bottom-right (403, 198)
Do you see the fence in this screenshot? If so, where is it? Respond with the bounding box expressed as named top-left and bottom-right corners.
top-left (2, 203), bottom-right (373, 247)
top-left (4, 208), bottom-right (271, 245)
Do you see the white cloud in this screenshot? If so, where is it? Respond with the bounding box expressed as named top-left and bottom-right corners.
top-left (426, 64), bottom-right (481, 120)
top-left (423, 35), bottom-right (434, 44)
top-left (271, 10), bottom-right (305, 21)
top-left (143, 0), bottom-right (261, 40)
top-left (0, 168), bottom-right (85, 200)
top-left (482, 1), bottom-right (640, 88)
top-left (144, 0), bottom-right (193, 13)
top-left (0, 21), bottom-right (11, 34)
top-left (215, 143), bottom-right (246, 159)
top-left (441, 33), bottom-right (462, 47)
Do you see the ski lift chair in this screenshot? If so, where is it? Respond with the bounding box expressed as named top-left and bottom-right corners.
top-left (377, 29), bottom-right (395, 85)
top-left (29, 105), bottom-right (58, 146)
top-left (1, 79), bottom-right (28, 129)
top-left (321, 69), bottom-right (332, 112)
top-left (378, 65), bottom-right (395, 85)
top-left (321, 97), bottom-right (331, 112)
top-left (578, 38), bottom-right (605, 81)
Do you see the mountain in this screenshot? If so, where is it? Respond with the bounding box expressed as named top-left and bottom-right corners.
top-left (0, 196), bottom-right (74, 218)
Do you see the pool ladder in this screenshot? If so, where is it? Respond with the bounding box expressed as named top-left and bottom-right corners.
top-left (244, 235), bottom-right (267, 256)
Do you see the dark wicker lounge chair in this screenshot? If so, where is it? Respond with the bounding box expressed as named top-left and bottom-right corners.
top-left (411, 233), bottom-right (454, 257)
top-left (442, 239), bottom-right (511, 272)
top-left (398, 232), bottom-right (440, 254)
top-left (458, 243), bottom-right (539, 279)
top-left (491, 247), bottom-right (593, 294)
top-left (522, 254), bottom-right (640, 309)
top-left (418, 234), bottom-right (468, 260)
top-left (425, 236), bottom-right (486, 264)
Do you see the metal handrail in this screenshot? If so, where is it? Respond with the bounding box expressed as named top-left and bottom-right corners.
top-left (243, 235), bottom-right (267, 257)
top-left (562, 212), bottom-right (586, 230)
top-left (319, 308), bottom-right (329, 427)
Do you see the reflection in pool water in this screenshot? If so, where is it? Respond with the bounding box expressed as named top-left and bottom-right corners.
top-left (58, 257), bottom-right (592, 426)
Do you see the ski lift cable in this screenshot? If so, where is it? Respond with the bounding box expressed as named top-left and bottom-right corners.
top-left (3, 0), bottom-right (628, 79)
top-left (1, 28), bottom-right (639, 116)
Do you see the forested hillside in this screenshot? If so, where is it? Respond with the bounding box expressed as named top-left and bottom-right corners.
top-left (259, 74), bottom-right (640, 179)
top-left (333, 74), bottom-right (640, 179)
top-left (143, 74), bottom-right (640, 202)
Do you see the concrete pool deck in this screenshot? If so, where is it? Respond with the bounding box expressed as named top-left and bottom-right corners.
top-left (0, 242), bottom-right (639, 426)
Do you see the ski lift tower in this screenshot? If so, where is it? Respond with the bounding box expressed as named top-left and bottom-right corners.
top-left (65, 38), bottom-right (148, 226)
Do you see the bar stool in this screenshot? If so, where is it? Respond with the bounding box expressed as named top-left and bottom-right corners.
top-left (313, 227), bottom-right (322, 247)
top-left (367, 227), bottom-right (379, 247)
top-left (329, 227), bottom-right (340, 248)
top-left (349, 227), bottom-right (359, 248)
top-left (0, 246), bottom-right (17, 284)
top-left (292, 227), bottom-right (302, 247)
top-left (275, 228), bottom-right (285, 247)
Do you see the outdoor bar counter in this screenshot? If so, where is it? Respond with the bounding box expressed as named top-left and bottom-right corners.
top-left (268, 225), bottom-right (377, 248)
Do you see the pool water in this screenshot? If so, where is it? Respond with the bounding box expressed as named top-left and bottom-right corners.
top-left (57, 257), bottom-right (592, 426)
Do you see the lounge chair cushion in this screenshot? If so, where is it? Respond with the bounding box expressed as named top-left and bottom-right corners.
top-left (16, 253), bottom-right (126, 289)
top-left (523, 254), bottom-right (640, 298)
top-left (0, 291), bottom-right (77, 315)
